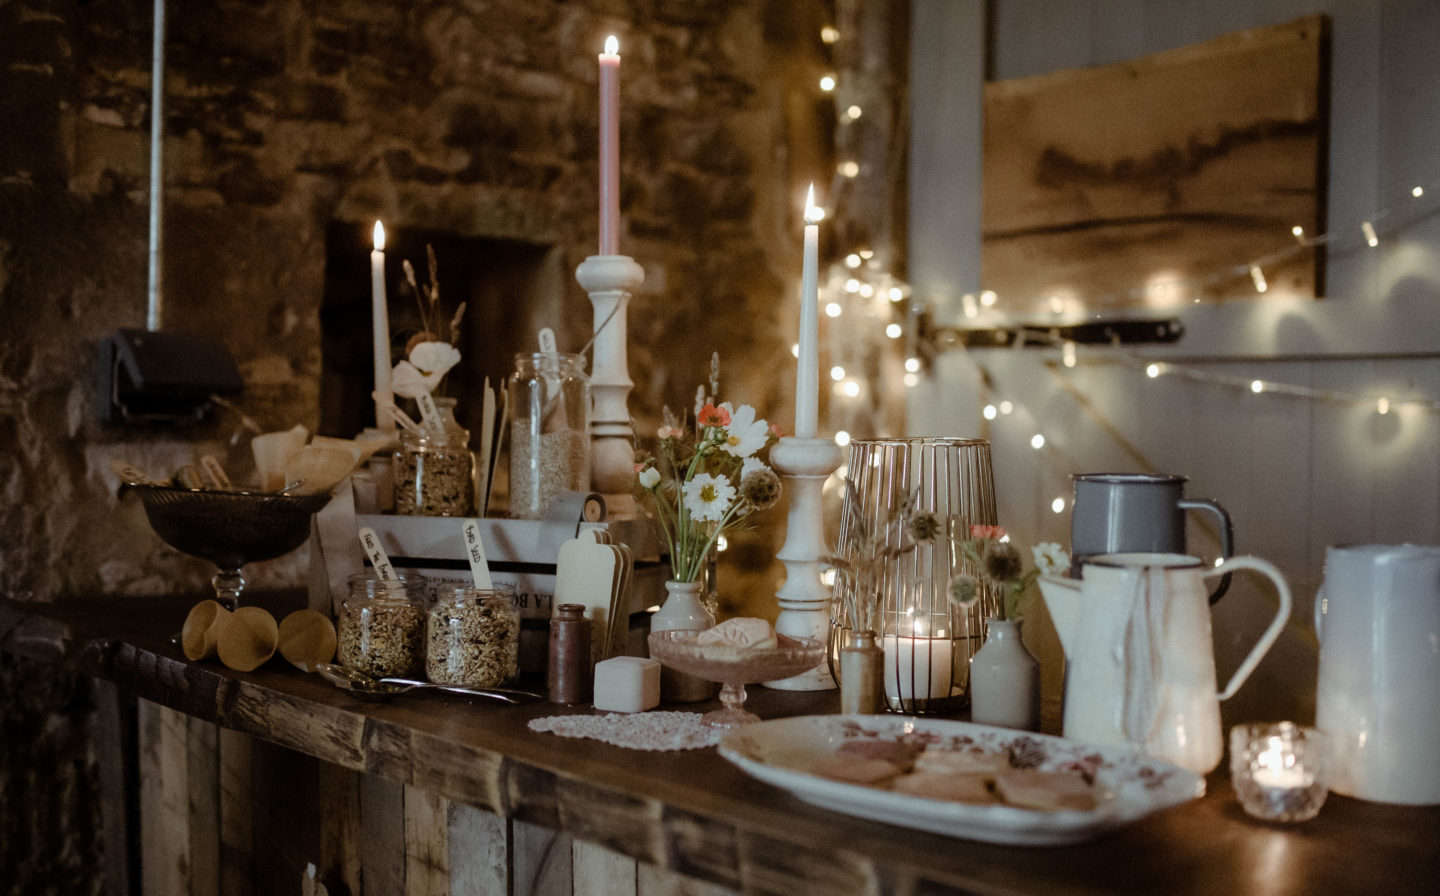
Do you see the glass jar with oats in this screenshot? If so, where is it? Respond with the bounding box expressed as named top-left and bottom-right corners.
top-left (508, 352), bottom-right (590, 519)
top-left (426, 584), bottom-right (521, 688)
top-left (393, 397), bottom-right (475, 517)
top-left (338, 574), bottom-right (428, 679)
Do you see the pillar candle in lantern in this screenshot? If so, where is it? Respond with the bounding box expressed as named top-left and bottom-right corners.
top-left (371, 221), bottom-right (394, 432)
top-left (794, 185), bottom-right (821, 439)
top-left (598, 35), bottom-right (621, 256)
top-left (882, 630), bottom-right (954, 702)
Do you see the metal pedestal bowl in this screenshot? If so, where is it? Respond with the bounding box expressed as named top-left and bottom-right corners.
top-left (131, 484), bottom-right (331, 609)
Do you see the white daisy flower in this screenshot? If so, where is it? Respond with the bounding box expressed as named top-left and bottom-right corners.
top-left (720, 404), bottom-right (770, 458)
top-left (682, 472), bottom-right (736, 522)
top-left (1032, 541), bottom-right (1069, 575)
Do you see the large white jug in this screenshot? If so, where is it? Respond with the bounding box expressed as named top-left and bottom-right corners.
top-left (1039, 553), bottom-right (1291, 774)
top-left (1316, 544), bottom-right (1440, 805)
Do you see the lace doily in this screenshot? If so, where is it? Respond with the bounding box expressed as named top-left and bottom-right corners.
top-left (528, 711), bottom-right (722, 751)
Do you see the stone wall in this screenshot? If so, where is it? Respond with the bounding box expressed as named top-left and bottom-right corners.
top-left (0, 0), bottom-right (834, 602)
top-left (0, 1), bottom-right (838, 890)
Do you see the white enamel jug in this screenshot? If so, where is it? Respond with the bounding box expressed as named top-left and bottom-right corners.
top-left (1316, 544), bottom-right (1440, 805)
top-left (1039, 553), bottom-right (1291, 774)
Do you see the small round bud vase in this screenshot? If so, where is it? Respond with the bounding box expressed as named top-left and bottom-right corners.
top-left (969, 618), bottom-right (1040, 731)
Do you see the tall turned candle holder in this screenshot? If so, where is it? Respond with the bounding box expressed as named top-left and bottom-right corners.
top-left (576, 254), bottom-right (644, 518)
top-left (766, 436), bottom-right (844, 690)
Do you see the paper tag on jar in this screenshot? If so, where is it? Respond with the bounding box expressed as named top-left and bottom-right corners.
top-left (538, 327), bottom-right (558, 355)
top-left (415, 391), bottom-right (442, 432)
top-left (462, 519), bottom-right (493, 589)
top-left (358, 527), bottom-right (396, 580)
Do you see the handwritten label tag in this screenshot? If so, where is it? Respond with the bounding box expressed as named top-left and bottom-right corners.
top-left (389, 404), bottom-right (422, 433)
top-left (538, 327), bottom-right (558, 355)
top-left (358, 527), bottom-right (396, 581)
top-left (416, 390), bottom-right (442, 432)
top-left (462, 519), bottom-right (493, 589)
top-left (200, 455), bottom-right (233, 491)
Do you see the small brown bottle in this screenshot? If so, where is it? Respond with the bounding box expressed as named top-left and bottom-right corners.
top-left (547, 603), bottom-right (592, 704)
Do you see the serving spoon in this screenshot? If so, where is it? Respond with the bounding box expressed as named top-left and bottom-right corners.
top-left (314, 663), bottom-right (543, 704)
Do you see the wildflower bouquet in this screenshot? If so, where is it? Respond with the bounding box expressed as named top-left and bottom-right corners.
top-left (391, 246), bottom-right (465, 401)
top-left (946, 525), bottom-right (1067, 621)
top-left (634, 356), bottom-right (782, 583)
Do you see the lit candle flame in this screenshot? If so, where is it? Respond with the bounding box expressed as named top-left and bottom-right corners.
top-left (804, 184), bottom-right (823, 224)
top-left (604, 35), bottom-right (619, 57)
top-left (373, 220), bottom-right (385, 252)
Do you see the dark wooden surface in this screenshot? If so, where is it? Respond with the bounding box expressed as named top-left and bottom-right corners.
top-left (4, 592), bottom-right (1438, 896)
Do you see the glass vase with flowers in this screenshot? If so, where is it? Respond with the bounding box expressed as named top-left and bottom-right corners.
top-left (633, 356), bottom-right (783, 700)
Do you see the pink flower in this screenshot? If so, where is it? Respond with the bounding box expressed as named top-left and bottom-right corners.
top-left (970, 524), bottom-right (1007, 540)
top-left (768, 422), bottom-right (784, 438)
top-left (657, 425), bottom-right (684, 440)
top-left (697, 402), bottom-right (731, 428)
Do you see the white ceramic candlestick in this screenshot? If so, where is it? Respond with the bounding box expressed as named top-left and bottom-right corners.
top-left (766, 435), bottom-right (844, 690)
top-left (576, 254), bottom-right (644, 517)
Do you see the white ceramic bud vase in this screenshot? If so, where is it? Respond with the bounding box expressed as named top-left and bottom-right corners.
top-left (651, 580), bottom-right (717, 702)
top-left (969, 618), bottom-right (1040, 731)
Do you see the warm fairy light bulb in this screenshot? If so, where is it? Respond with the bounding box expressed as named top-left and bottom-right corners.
top-left (1413, 186), bottom-right (1425, 198)
top-left (716, 534), bottom-right (729, 552)
top-left (1377, 396), bottom-right (1391, 415)
top-left (1048, 295), bottom-right (1065, 315)
top-left (825, 302), bottom-right (843, 318)
top-left (842, 379), bottom-right (860, 397)
top-left (839, 160), bottom-right (860, 178)
top-left (820, 568), bottom-right (837, 586)
top-left (858, 283), bottom-right (875, 298)
top-left (1251, 380), bottom-right (1265, 394)
top-left (998, 400), bottom-right (1013, 415)
top-left (830, 365), bottom-right (846, 381)
top-left (1250, 265), bottom-right (1268, 293)
top-left (980, 290), bottom-right (998, 307)
top-left (885, 322), bottom-right (902, 339)
top-left (846, 105), bottom-right (862, 120)
top-left (844, 277), bottom-right (861, 291)
top-left (982, 404), bottom-right (997, 420)
top-left (820, 74), bottom-right (836, 92)
top-left (1052, 497), bottom-right (1066, 513)
top-left (1362, 221), bottom-right (1379, 247)
top-left (1146, 363), bottom-right (1163, 378)
top-left (903, 372), bottom-right (919, 388)
top-left (821, 25), bottom-right (840, 43)
top-left (859, 249), bottom-right (874, 259)
top-left (888, 286), bottom-right (904, 301)
top-left (845, 255), bottom-right (862, 269)
top-left (962, 295), bottom-right (979, 319)
top-left (834, 430), bottom-right (851, 447)
top-left (904, 357), bottom-right (921, 373)
top-left (1291, 225), bottom-right (1306, 243)
top-left (1062, 341), bottom-right (1077, 368)
top-left (1030, 433), bottom-right (1046, 449)
top-left (790, 342), bottom-right (800, 358)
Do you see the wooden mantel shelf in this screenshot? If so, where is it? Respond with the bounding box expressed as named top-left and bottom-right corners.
top-left (3, 592), bottom-right (1438, 896)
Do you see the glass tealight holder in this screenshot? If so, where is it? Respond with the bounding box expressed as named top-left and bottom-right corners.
top-left (1230, 722), bottom-right (1330, 823)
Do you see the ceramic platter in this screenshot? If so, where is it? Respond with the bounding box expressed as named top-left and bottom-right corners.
top-left (717, 715), bottom-right (1205, 846)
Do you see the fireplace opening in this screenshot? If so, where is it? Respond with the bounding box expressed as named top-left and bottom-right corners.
top-left (320, 221), bottom-right (569, 452)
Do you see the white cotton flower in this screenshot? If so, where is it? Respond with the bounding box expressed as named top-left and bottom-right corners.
top-left (1032, 541), bottom-right (1069, 575)
top-left (409, 341), bottom-right (461, 377)
top-left (390, 341), bottom-right (461, 398)
top-left (638, 466), bottom-right (661, 489)
top-left (721, 404), bottom-right (769, 458)
top-left (682, 472), bottom-right (736, 522)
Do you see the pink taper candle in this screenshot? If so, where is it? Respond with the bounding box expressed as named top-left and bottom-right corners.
top-left (371, 221), bottom-right (395, 433)
top-left (598, 36), bottom-right (620, 255)
top-left (795, 186), bottom-right (821, 439)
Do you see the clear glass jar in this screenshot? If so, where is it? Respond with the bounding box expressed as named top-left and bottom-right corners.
top-left (508, 352), bottom-right (590, 520)
top-left (426, 584), bottom-right (520, 687)
top-left (338, 573), bottom-right (428, 678)
top-left (393, 397), bottom-right (475, 517)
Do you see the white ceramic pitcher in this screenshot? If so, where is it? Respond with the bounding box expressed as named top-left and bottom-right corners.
top-left (1316, 544), bottom-right (1440, 805)
top-left (1039, 553), bottom-right (1292, 774)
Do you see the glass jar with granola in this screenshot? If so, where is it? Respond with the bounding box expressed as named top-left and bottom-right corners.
top-left (426, 585), bottom-right (520, 687)
top-left (393, 397), bottom-right (475, 517)
top-left (338, 573), bottom-right (428, 678)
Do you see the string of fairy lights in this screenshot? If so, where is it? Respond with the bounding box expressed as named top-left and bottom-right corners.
top-left (805, 18), bottom-right (1440, 467)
